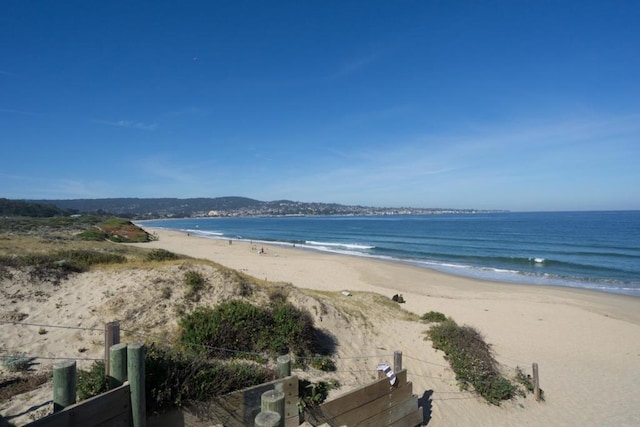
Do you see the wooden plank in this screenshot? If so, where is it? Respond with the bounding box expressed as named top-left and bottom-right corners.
top-left (185, 375), bottom-right (298, 427)
top-left (388, 407), bottom-right (423, 427)
top-left (26, 383), bottom-right (131, 427)
top-left (316, 380), bottom-right (388, 424)
top-left (386, 395), bottom-right (419, 425)
top-left (333, 381), bottom-right (413, 427)
top-left (275, 376), bottom-right (299, 427)
top-left (320, 370), bottom-right (407, 418)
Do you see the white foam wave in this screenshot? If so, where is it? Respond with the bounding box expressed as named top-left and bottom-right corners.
top-left (305, 240), bottom-right (375, 250)
top-left (186, 229), bottom-right (224, 237)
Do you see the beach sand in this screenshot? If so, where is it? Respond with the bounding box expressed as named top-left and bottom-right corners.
top-left (135, 229), bottom-right (640, 426)
top-left (2, 227), bottom-right (639, 426)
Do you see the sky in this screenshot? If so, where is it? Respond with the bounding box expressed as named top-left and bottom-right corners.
top-left (1, 0), bottom-right (639, 212)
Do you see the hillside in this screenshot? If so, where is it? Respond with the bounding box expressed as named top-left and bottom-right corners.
top-left (22, 197), bottom-right (500, 219)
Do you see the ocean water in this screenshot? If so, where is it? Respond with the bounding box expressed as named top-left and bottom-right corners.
top-left (139, 211), bottom-right (640, 297)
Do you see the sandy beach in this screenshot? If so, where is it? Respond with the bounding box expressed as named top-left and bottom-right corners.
top-left (132, 228), bottom-right (640, 426)
top-left (2, 227), bottom-right (640, 426)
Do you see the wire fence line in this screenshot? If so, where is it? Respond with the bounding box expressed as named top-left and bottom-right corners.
top-left (0, 354), bottom-right (104, 362)
top-left (2, 319), bottom-right (537, 393)
top-left (0, 319), bottom-right (104, 333)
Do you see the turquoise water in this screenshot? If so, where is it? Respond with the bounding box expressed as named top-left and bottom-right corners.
top-left (139, 211), bottom-right (640, 297)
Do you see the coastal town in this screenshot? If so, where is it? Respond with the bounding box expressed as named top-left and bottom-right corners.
top-left (23, 197), bottom-right (506, 219)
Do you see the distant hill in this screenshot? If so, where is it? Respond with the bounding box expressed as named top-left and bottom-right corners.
top-left (26, 197), bottom-right (265, 218)
top-left (0, 198), bottom-right (74, 217)
top-left (20, 197), bottom-right (502, 219)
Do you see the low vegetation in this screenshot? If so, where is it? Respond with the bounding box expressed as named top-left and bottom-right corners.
top-left (73, 297), bottom-right (337, 413)
top-left (0, 372), bottom-right (51, 402)
top-left (425, 318), bottom-right (519, 405)
top-left (1, 353), bottom-right (35, 372)
top-left (76, 218), bottom-right (153, 242)
top-left (75, 346), bottom-right (273, 413)
top-left (145, 248), bottom-right (181, 262)
top-left (421, 310), bottom-right (447, 322)
top-left (0, 249), bottom-right (126, 285)
top-left (179, 299), bottom-right (327, 359)
top-left (183, 270), bottom-right (206, 301)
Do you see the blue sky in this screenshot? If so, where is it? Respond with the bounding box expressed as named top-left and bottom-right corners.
top-left (2, 0), bottom-right (639, 211)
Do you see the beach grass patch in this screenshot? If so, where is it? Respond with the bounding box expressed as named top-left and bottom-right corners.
top-left (0, 371), bottom-right (51, 401)
top-left (309, 356), bottom-right (337, 372)
top-left (184, 270), bottom-right (206, 301)
top-left (298, 378), bottom-right (340, 410)
top-left (144, 344), bottom-right (271, 412)
top-left (77, 361), bottom-right (109, 401)
top-left (145, 248), bottom-right (181, 262)
top-left (421, 311), bottom-right (447, 323)
top-left (179, 299), bottom-right (326, 359)
top-left (425, 318), bottom-right (517, 405)
top-left (1, 353), bottom-right (35, 372)
top-left (75, 346), bottom-right (272, 412)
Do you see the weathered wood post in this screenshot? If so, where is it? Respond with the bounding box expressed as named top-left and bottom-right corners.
top-left (109, 343), bottom-right (128, 389)
top-left (276, 354), bottom-right (291, 378)
top-left (104, 321), bottom-right (120, 376)
top-left (255, 411), bottom-right (281, 427)
top-left (128, 343), bottom-right (146, 427)
top-left (533, 363), bottom-right (540, 402)
top-left (394, 350), bottom-right (403, 372)
top-left (53, 360), bottom-right (76, 412)
top-left (260, 390), bottom-right (285, 427)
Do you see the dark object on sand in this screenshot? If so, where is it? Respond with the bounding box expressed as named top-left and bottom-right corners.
top-left (392, 294), bottom-right (405, 303)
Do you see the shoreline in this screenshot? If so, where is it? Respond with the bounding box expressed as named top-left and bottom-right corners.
top-left (138, 220), bottom-right (640, 299)
top-left (144, 226), bottom-right (640, 316)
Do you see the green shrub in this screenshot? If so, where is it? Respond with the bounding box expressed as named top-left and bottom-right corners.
top-left (270, 301), bottom-right (317, 356)
top-left (146, 249), bottom-right (180, 262)
top-left (76, 229), bottom-right (107, 241)
top-left (309, 356), bottom-right (336, 372)
top-left (426, 319), bottom-right (517, 405)
top-left (145, 344), bottom-right (271, 412)
top-left (298, 379), bottom-right (340, 410)
top-left (179, 300), bottom-right (323, 358)
top-left (54, 249), bottom-right (126, 268)
top-left (184, 270), bottom-right (206, 301)
top-left (421, 311), bottom-right (447, 323)
top-left (5, 250), bottom-right (126, 284)
top-left (1, 353), bottom-right (34, 372)
top-left (77, 361), bottom-right (108, 400)
top-left (515, 368), bottom-right (545, 401)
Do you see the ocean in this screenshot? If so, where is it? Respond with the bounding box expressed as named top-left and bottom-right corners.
top-left (139, 211), bottom-right (640, 297)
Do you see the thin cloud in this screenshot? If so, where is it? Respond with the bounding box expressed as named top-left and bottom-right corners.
top-left (93, 119), bottom-right (158, 131)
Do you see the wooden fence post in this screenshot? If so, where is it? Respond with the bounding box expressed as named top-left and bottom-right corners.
top-left (394, 350), bottom-right (403, 372)
top-left (104, 321), bottom-right (120, 377)
top-left (109, 343), bottom-right (128, 389)
top-left (532, 363), bottom-right (540, 402)
top-left (276, 354), bottom-right (291, 378)
top-left (128, 343), bottom-right (146, 427)
top-left (53, 360), bottom-right (76, 412)
top-left (255, 411), bottom-right (281, 427)
top-left (260, 390), bottom-right (285, 427)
